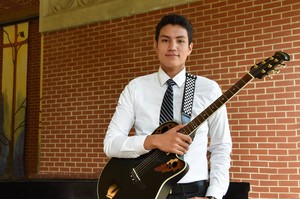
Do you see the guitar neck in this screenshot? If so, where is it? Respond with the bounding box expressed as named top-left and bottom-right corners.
top-left (179, 72), bottom-right (254, 137)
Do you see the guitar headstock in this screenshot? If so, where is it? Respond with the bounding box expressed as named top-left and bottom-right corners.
top-left (250, 51), bottom-right (290, 79)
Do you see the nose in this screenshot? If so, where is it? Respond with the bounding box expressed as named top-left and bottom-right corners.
top-left (168, 40), bottom-right (177, 51)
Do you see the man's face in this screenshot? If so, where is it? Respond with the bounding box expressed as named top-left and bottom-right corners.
top-left (155, 24), bottom-right (193, 76)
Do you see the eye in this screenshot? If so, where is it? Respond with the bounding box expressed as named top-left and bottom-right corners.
top-left (178, 39), bottom-right (185, 44)
top-left (161, 39), bottom-right (169, 42)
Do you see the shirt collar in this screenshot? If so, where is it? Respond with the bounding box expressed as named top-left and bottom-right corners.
top-left (158, 67), bottom-right (186, 88)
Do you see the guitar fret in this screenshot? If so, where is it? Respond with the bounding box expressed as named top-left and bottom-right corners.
top-left (230, 84), bottom-right (237, 94)
top-left (189, 114), bottom-right (204, 129)
top-left (181, 125), bottom-right (192, 135)
top-left (203, 110), bottom-right (211, 118)
top-left (190, 121), bottom-right (198, 129)
top-left (185, 121), bottom-right (197, 135)
top-left (213, 100), bottom-right (223, 110)
top-left (218, 96), bottom-right (228, 104)
top-left (240, 76), bottom-right (249, 84)
top-left (223, 90), bottom-right (233, 100)
top-left (216, 98), bottom-right (226, 106)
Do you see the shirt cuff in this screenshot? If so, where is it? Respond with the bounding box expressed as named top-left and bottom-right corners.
top-left (134, 135), bottom-right (150, 155)
top-left (206, 185), bottom-right (224, 199)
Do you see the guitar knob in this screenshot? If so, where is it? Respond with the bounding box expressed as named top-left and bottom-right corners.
top-left (281, 63), bottom-right (287, 68)
top-left (268, 74), bottom-right (273, 79)
top-left (274, 69), bottom-right (280, 74)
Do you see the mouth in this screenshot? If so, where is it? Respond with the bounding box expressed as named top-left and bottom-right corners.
top-left (165, 53), bottom-right (179, 57)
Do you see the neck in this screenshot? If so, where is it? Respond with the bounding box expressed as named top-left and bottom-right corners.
top-left (162, 66), bottom-right (185, 78)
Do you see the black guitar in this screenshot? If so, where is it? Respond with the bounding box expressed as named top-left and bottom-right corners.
top-left (97, 51), bottom-right (290, 199)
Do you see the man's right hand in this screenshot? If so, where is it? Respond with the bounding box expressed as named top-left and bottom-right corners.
top-left (144, 124), bottom-right (192, 155)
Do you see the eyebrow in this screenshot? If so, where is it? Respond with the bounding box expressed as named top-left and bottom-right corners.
top-left (159, 35), bottom-right (187, 39)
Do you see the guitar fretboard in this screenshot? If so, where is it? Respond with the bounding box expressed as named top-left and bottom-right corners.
top-left (179, 73), bottom-right (254, 138)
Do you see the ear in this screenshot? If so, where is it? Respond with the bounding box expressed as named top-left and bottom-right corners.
top-left (154, 40), bottom-right (158, 53)
top-left (188, 42), bottom-right (193, 55)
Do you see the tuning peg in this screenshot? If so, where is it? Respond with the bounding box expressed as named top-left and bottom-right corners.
top-left (273, 69), bottom-right (280, 74)
top-left (268, 69), bottom-right (280, 79)
top-left (280, 63), bottom-right (287, 68)
top-left (268, 74), bottom-right (273, 79)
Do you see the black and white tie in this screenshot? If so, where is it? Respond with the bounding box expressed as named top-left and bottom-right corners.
top-left (159, 79), bottom-right (176, 124)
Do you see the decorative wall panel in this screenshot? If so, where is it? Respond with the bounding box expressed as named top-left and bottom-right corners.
top-left (40, 0), bottom-right (200, 32)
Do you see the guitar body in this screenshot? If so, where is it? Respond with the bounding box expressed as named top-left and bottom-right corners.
top-left (97, 121), bottom-right (189, 199)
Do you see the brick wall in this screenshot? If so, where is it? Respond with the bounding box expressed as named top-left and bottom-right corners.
top-left (1, 0), bottom-right (300, 198)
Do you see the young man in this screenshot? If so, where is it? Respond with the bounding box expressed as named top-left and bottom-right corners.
top-left (104, 14), bottom-right (232, 199)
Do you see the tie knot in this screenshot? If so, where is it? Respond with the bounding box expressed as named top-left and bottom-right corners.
top-left (166, 79), bottom-right (176, 87)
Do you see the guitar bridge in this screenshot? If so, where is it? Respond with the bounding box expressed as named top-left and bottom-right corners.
top-left (130, 168), bottom-right (145, 190)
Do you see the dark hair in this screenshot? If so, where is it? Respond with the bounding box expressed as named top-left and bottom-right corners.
top-left (155, 14), bottom-right (193, 45)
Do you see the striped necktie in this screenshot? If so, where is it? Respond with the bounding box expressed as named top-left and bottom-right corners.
top-left (159, 79), bottom-right (176, 124)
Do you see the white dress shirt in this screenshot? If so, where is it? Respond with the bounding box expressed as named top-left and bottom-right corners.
top-left (104, 67), bottom-right (232, 199)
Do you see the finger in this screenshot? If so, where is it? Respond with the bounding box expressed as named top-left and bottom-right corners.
top-left (179, 140), bottom-right (190, 150)
top-left (174, 148), bottom-right (185, 156)
top-left (174, 144), bottom-right (188, 155)
top-left (177, 132), bottom-right (193, 144)
top-left (173, 124), bottom-right (186, 131)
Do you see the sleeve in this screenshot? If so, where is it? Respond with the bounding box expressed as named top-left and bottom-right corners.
top-left (103, 80), bottom-right (149, 158)
top-left (205, 84), bottom-right (232, 199)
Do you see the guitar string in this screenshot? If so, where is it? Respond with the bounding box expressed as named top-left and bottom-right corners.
top-left (134, 151), bottom-right (159, 174)
top-left (134, 150), bottom-right (166, 177)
